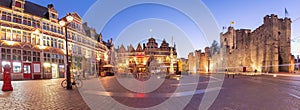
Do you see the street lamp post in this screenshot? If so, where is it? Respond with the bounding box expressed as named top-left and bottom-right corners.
top-left (59, 13), bottom-right (74, 90)
top-left (96, 54), bottom-right (101, 77)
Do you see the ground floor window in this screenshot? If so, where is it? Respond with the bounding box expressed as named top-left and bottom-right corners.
top-left (23, 65), bottom-right (31, 74)
top-left (43, 63), bottom-right (51, 73)
top-left (33, 63), bottom-right (41, 73)
top-left (13, 62), bottom-right (21, 73)
top-left (59, 65), bottom-right (65, 73)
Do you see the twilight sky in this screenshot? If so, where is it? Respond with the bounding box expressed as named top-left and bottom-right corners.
top-left (28, 0), bottom-right (300, 57)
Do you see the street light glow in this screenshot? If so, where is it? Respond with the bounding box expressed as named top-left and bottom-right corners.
top-left (66, 15), bottom-right (74, 22)
top-left (59, 20), bottom-right (66, 27)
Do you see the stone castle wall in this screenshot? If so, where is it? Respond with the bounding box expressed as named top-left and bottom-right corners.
top-left (188, 48), bottom-right (210, 73)
top-left (220, 14), bottom-right (293, 73)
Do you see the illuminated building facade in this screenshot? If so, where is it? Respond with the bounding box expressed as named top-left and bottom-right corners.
top-left (188, 47), bottom-right (211, 73)
top-left (0, 0), bottom-right (108, 80)
top-left (219, 14), bottom-right (294, 73)
top-left (116, 38), bottom-right (177, 73)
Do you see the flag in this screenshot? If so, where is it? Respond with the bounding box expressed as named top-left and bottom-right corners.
top-left (222, 26), bottom-right (227, 30)
top-left (285, 8), bottom-right (289, 17)
top-left (230, 21), bottom-right (235, 25)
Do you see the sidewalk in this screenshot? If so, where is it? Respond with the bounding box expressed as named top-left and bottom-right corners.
top-left (263, 72), bottom-right (300, 77)
top-left (0, 79), bottom-right (89, 109)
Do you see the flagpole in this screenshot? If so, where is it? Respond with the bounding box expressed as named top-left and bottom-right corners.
top-left (285, 8), bottom-right (288, 18)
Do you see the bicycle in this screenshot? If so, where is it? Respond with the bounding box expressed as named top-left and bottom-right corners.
top-left (61, 74), bottom-right (83, 88)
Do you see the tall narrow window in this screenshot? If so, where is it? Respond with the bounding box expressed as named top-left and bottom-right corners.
top-left (43, 36), bottom-right (47, 46)
top-left (17, 15), bottom-right (22, 24)
top-left (13, 14), bottom-right (17, 23)
top-left (52, 38), bottom-right (57, 48)
top-left (27, 32), bottom-right (31, 43)
top-left (46, 23), bottom-right (50, 30)
top-left (6, 29), bottom-right (11, 40)
top-left (58, 27), bottom-right (61, 34)
top-left (22, 32), bottom-right (26, 43)
top-left (1, 28), bottom-right (6, 40)
top-left (23, 17), bottom-right (27, 25)
top-left (47, 36), bottom-right (51, 46)
top-left (54, 26), bottom-right (57, 32)
top-left (36, 21), bottom-right (40, 28)
top-left (50, 25), bottom-right (53, 32)
top-left (36, 35), bottom-right (40, 45)
top-left (43, 22), bottom-right (46, 30)
top-left (27, 18), bottom-right (31, 26)
top-left (32, 19), bottom-right (36, 28)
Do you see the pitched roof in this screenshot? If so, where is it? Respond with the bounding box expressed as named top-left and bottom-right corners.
top-left (70, 12), bottom-right (82, 20)
top-left (0, 0), bottom-right (49, 19)
top-left (24, 1), bottom-right (48, 18)
top-left (0, 0), bottom-right (11, 8)
top-left (118, 44), bottom-right (126, 53)
top-left (136, 43), bottom-right (143, 52)
top-left (128, 44), bottom-right (135, 52)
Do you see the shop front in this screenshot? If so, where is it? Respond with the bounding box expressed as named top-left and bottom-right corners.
top-left (43, 62), bottom-right (61, 79)
top-left (23, 63), bottom-right (32, 79)
top-left (43, 62), bottom-right (52, 79)
top-left (51, 64), bottom-right (58, 78)
top-left (32, 62), bottom-right (42, 79)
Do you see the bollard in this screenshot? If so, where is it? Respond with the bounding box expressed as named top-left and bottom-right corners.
top-left (2, 65), bottom-right (13, 91)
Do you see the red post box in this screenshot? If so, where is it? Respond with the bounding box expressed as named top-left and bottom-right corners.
top-left (2, 65), bottom-right (13, 91)
top-left (243, 67), bottom-right (246, 72)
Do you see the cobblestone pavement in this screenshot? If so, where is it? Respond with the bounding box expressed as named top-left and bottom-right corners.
top-left (1, 74), bottom-right (300, 110)
top-left (0, 79), bottom-right (90, 110)
top-left (80, 74), bottom-right (300, 110)
top-left (208, 74), bottom-right (300, 110)
top-left (79, 74), bottom-right (220, 110)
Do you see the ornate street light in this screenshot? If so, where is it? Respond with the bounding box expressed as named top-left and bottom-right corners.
top-left (59, 13), bottom-right (74, 90)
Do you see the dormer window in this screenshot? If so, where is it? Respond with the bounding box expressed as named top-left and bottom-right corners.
top-left (51, 13), bottom-right (56, 19)
top-left (15, 1), bottom-right (22, 8)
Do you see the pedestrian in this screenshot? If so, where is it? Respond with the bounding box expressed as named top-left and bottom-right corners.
top-left (96, 72), bottom-right (100, 78)
top-left (225, 69), bottom-right (230, 78)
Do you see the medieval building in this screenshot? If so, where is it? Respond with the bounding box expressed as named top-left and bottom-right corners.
top-left (116, 38), bottom-right (177, 73)
top-left (0, 0), bottom-right (109, 80)
top-left (220, 14), bottom-right (294, 73)
top-left (188, 47), bottom-right (211, 73)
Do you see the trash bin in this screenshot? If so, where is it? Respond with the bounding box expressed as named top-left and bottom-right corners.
top-left (243, 67), bottom-right (246, 72)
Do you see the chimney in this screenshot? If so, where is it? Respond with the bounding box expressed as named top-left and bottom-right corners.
top-left (48, 4), bottom-right (54, 9)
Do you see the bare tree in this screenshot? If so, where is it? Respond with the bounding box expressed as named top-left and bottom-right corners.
top-left (210, 40), bottom-right (220, 55)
